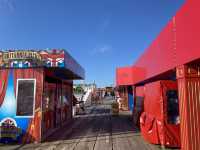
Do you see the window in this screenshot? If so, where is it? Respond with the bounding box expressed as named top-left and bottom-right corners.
top-left (62, 84), bottom-right (70, 106)
top-left (16, 79), bottom-right (36, 117)
top-left (133, 96), bottom-right (144, 126)
top-left (166, 90), bottom-right (179, 124)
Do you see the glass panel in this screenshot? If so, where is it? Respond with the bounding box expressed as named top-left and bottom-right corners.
top-left (16, 80), bottom-right (35, 116)
top-left (166, 90), bottom-right (179, 124)
top-left (134, 96), bottom-right (144, 126)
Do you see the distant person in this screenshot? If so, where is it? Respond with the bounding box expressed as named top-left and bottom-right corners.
top-left (116, 93), bottom-right (122, 110)
top-left (73, 95), bottom-right (78, 106)
top-left (111, 91), bottom-right (115, 99)
top-left (91, 92), bottom-right (95, 105)
top-left (80, 101), bottom-right (85, 112)
top-left (102, 91), bottom-right (106, 98)
top-left (105, 91), bottom-right (108, 97)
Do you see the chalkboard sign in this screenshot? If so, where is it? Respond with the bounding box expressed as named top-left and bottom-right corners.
top-left (16, 79), bottom-right (36, 117)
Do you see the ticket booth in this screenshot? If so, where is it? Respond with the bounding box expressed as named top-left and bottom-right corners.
top-left (140, 80), bottom-right (180, 148)
top-left (116, 66), bottom-right (134, 111)
top-left (0, 49), bottom-right (85, 144)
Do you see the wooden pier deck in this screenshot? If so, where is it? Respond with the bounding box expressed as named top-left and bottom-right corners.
top-left (0, 98), bottom-right (178, 150)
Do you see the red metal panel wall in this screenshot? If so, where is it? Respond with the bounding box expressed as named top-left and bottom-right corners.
top-left (116, 66), bottom-right (134, 86)
top-left (175, 0), bottom-right (200, 66)
top-left (133, 21), bottom-right (175, 84)
top-left (132, 0), bottom-right (200, 85)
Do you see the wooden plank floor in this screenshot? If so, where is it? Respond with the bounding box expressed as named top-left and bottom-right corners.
top-left (0, 98), bottom-right (179, 150)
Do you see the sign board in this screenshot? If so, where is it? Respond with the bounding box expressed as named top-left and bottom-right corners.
top-left (0, 49), bottom-right (85, 79)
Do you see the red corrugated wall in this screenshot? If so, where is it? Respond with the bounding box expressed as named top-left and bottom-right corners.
top-left (132, 0), bottom-right (200, 85)
top-left (175, 0), bottom-right (200, 66)
top-left (133, 20), bottom-right (175, 83)
top-left (177, 65), bottom-right (200, 150)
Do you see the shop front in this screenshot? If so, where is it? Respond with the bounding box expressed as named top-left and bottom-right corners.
top-left (0, 49), bottom-right (85, 144)
top-left (116, 66), bottom-right (134, 111)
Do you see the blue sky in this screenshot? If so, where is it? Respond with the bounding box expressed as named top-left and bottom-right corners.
top-left (0, 0), bottom-right (184, 87)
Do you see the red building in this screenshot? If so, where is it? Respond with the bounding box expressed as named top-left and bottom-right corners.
top-left (116, 66), bottom-right (134, 111)
top-left (116, 0), bottom-right (200, 149)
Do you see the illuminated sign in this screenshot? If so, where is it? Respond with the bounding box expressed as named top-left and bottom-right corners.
top-left (0, 49), bottom-right (85, 79)
top-left (0, 118), bottom-right (22, 140)
top-left (2, 51), bottom-right (42, 60)
top-left (0, 50), bottom-right (63, 68)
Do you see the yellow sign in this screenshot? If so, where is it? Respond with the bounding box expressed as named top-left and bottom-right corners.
top-left (2, 51), bottom-right (42, 61)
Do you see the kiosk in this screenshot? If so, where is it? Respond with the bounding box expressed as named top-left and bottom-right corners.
top-left (140, 80), bottom-right (180, 147)
top-left (0, 49), bottom-right (85, 143)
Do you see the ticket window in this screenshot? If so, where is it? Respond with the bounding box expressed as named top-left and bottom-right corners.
top-left (16, 79), bottom-right (36, 117)
top-left (166, 90), bottom-right (179, 124)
